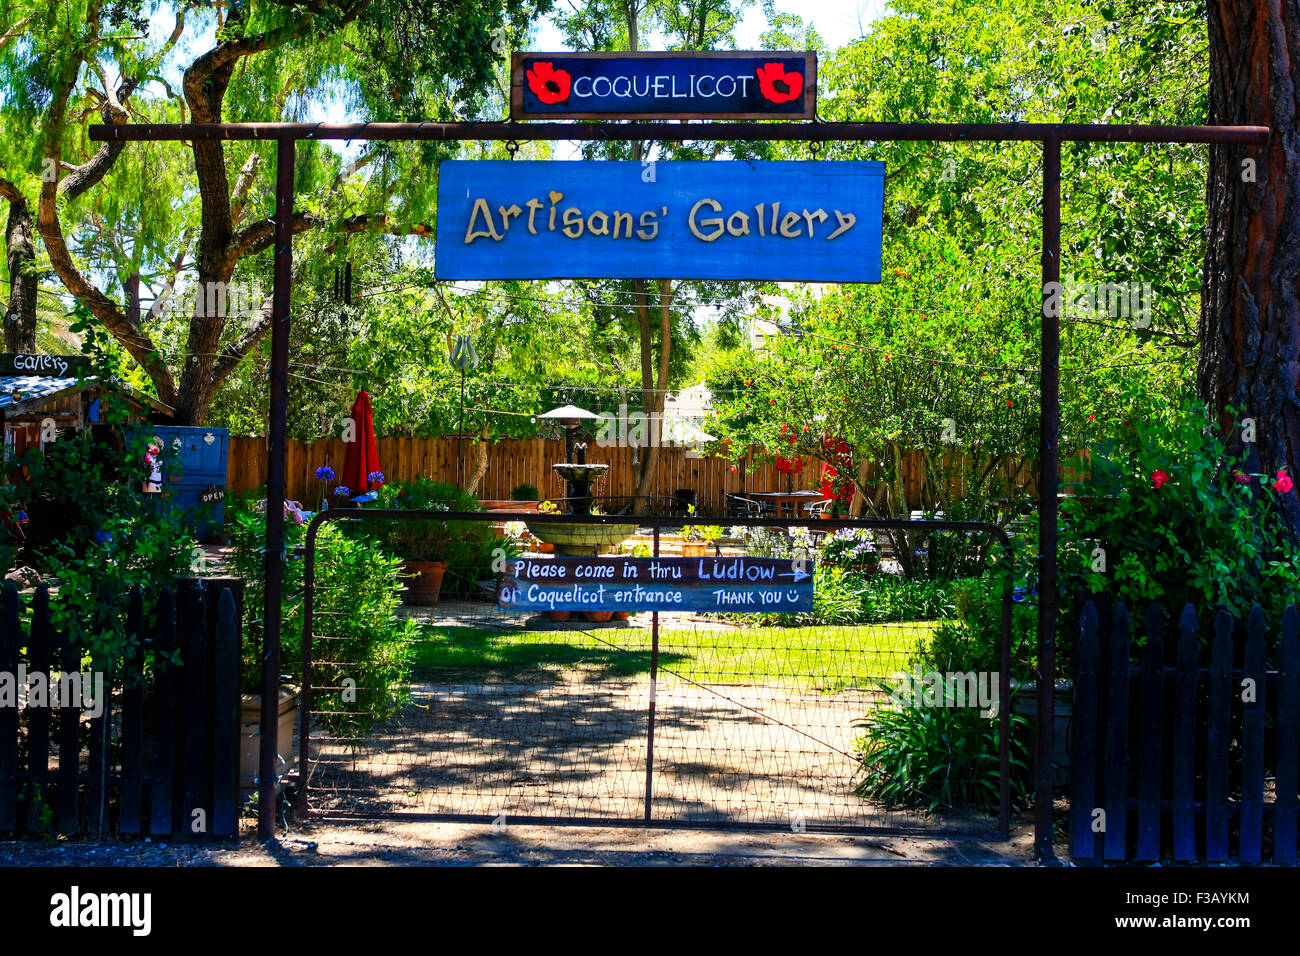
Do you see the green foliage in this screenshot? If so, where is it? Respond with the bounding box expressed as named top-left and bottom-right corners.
top-left (854, 704), bottom-right (1031, 814)
top-left (916, 570), bottom-right (1037, 684)
top-left (226, 499), bottom-right (414, 735)
top-left (375, 478), bottom-right (511, 595)
top-left (1058, 392), bottom-right (1300, 626)
top-left (510, 483), bottom-right (539, 501)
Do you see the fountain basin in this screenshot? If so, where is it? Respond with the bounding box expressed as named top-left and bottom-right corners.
top-left (524, 521), bottom-right (638, 557)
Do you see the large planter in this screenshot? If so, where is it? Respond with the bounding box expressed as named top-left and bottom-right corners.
top-left (584, 610), bottom-right (614, 623)
top-left (681, 541), bottom-right (708, 558)
top-left (1011, 680), bottom-right (1074, 787)
top-left (240, 687), bottom-right (299, 799)
top-left (401, 559), bottom-right (448, 605)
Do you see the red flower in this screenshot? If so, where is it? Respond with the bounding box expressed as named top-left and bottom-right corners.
top-left (1152, 470), bottom-right (1170, 489)
top-left (755, 63), bottom-right (804, 104)
top-left (1273, 470), bottom-right (1294, 494)
top-left (1233, 471), bottom-right (1250, 485)
top-left (526, 61), bottom-right (571, 104)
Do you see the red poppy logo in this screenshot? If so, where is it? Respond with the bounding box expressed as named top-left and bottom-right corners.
top-left (755, 63), bottom-right (803, 104)
top-left (526, 61), bottom-right (571, 104)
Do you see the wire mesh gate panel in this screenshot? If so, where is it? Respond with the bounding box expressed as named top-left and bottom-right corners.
top-left (299, 513), bottom-right (1012, 835)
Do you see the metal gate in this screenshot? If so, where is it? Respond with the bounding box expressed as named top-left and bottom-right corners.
top-left (294, 511), bottom-right (1014, 836)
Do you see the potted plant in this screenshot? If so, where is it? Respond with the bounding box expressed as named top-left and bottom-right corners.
top-left (680, 505), bottom-right (723, 558)
top-left (375, 478), bottom-right (496, 605)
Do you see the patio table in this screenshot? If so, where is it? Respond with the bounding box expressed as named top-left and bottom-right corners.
top-left (748, 490), bottom-right (827, 519)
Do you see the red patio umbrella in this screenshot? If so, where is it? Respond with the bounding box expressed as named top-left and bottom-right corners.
top-left (341, 389), bottom-right (381, 497)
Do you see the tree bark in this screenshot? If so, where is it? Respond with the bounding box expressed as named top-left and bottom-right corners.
top-left (2, 187), bottom-right (37, 352)
top-left (1199, 2), bottom-right (1300, 536)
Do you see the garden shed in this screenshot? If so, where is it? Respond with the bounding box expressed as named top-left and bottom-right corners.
top-left (0, 372), bottom-right (172, 457)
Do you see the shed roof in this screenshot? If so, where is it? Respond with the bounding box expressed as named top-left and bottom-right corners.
top-left (0, 375), bottom-right (172, 416)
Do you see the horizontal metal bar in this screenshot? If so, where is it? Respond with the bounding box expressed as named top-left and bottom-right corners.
top-left (303, 809), bottom-right (997, 839)
top-left (304, 507), bottom-right (1014, 548)
top-left (87, 120), bottom-right (1271, 145)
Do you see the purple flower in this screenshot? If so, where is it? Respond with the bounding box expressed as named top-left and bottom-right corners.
top-left (333, 486), bottom-right (351, 498)
top-left (368, 471), bottom-right (385, 486)
top-left (315, 465), bottom-right (335, 482)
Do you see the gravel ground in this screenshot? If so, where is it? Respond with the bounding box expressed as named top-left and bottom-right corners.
top-left (0, 815), bottom-right (1036, 866)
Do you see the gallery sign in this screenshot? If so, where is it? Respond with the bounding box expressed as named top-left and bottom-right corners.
top-left (498, 556), bottom-right (814, 614)
top-left (0, 354), bottom-right (91, 377)
top-left (435, 160), bottom-right (885, 282)
top-left (511, 51), bottom-right (816, 120)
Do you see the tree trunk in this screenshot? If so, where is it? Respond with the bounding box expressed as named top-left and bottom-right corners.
top-left (4, 194), bottom-right (37, 353)
top-left (1199, 2), bottom-right (1300, 537)
top-left (463, 426), bottom-right (490, 498)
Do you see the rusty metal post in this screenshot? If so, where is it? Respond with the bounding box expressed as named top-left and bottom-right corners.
top-left (1035, 137), bottom-right (1062, 862)
top-left (297, 514), bottom-right (320, 820)
top-left (260, 136), bottom-right (294, 841)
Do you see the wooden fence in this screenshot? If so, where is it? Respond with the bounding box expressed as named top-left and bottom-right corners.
top-left (0, 578), bottom-right (242, 839)
top-left (226, 436), bottom-right (1038, 513)
top-left (1071, 595), bottom-right (1300, 864)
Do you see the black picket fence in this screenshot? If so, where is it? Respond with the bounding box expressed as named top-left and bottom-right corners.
top-left (1071, 595), bottom-right (1300, 864)
top-left (0, 577), bottom-right (243, 839)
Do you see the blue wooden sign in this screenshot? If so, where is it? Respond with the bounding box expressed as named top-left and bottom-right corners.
top-left (435, 160), bottom-right (885, 282)
top-left (511, 51), bottom-right (816, 120)
top-left (498, 556), bottom-right (813, 614)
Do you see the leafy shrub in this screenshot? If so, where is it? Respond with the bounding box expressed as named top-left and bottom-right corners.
top-left (820, 527), bottom-right (878, 567)
top-left (913, 570), bottom-right (1037, 683)
top-left (1058, 394), bottom-right (1300, 628)
top-left (375, 478), bottom-right (510, 597)
top-left (227, 501), bottom-right (415, 735)
top-left (510, 483), bottom-right (539, 501)
top-left (854, 702), bottom-right (1031, 813)
top-left (861, 573), bottom-right (958, 623)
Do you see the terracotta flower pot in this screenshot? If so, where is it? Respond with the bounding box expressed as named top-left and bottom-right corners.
top-left (401, 559), bottom-right (448, 605)
top-left (610, 611), bottom-right (630, 621)
top-left (546, 610), bottom-right (571, 621)
top-left (584, 610), bottom-right (614, 623)
top-left (681, 541), bottom-right (707, 557)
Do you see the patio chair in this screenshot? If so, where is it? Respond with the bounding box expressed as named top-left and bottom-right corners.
top-left (726, 494), bottom-right (771, 518)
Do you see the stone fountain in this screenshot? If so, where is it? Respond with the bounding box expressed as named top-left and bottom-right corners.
top-left (525, 437), bottom-right (636, 557)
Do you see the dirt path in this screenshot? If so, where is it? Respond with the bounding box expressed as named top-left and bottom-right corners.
top-left (309, 669), bottom-right (971, 834)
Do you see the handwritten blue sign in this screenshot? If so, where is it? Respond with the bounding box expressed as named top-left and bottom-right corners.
top-left (512, 52), bottom-right (816, 120)
top-left (435, 160), bottom-right (885, 282)
top-left (498, 556), bottom-right (814, 614)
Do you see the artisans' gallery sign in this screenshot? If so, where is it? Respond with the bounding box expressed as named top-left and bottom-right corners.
top-left (435, 160), bottom-right (885, 282)
top-left (498, 556), bottom-right (814, 614)
top-left (511, 51), bottom-right (816, 120)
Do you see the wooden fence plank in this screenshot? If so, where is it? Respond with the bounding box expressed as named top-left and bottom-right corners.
top-left (1277, 605), bottom-right (1300, 865)
top-left (86, 649), bottom-right (112, 837)
top-left (1135, 603), bottom-right (1164, 862)
top-left (179, 581), bottom-right (210, 840)
top-left (1103, 602), bottom-right (1131, 860)
top-left (119, 588), bottom-right (146, 835)
top-left (1239, 605), bottom-right (1267, 863)
top-left (0, 583), bottom-right (18, 832)
top-left (1070, 601), bottom-right (1101, 861)
top-left (56, 612), bottom-right (80, 835)
top-left (1171, 605), bottom-right (1199, 861)
top-left (1205, 611), bottom-right (1233, 862)
top-left (150, 588), bottom-right (177, 836)
top-left (25, 584), bottom-right (52, 833)
top-left (212, 588), bottom-right (240, 838)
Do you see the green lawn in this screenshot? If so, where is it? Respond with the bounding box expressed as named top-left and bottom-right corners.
top-left (408, 620), bottom-right (938, 692)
